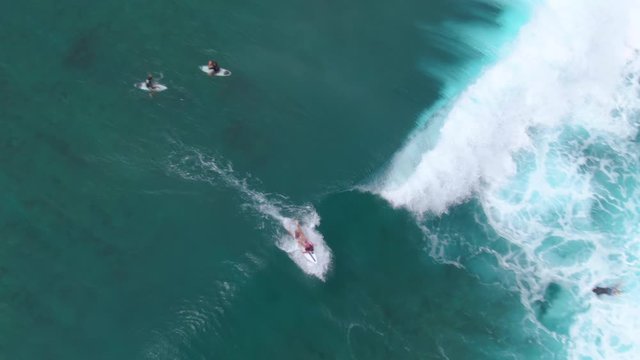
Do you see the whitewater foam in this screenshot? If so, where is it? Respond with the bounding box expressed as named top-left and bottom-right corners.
top-left (373, 0), bottom-right (640, 358)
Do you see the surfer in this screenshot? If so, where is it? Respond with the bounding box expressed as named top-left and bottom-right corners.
top-left (592, 286), bottom-right (620, 296)
top-left (291, 223), bottom-right (314, 254)
top-left (207, 60), bottom-right (221, 75)
top-left (145, 74), bottom-right (155, 90)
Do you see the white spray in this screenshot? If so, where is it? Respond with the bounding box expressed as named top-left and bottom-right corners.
top-left (373, 0), bottom-right (640, 358)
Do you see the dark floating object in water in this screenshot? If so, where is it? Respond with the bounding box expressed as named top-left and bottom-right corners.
top-left (592, 286), bottom-right (620, 296)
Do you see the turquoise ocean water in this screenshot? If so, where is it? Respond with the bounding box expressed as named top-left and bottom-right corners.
top-left (2, 0), bottom-right (640, 359)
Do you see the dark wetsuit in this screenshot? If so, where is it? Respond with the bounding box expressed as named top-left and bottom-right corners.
top-left (209, 64), bottom-right (220, 73)
top-left (304, 243), bottom-right (314, 253)
top-left (592, 286), bottom-right (615, 296)
top-left (145, 78), bottom-right (154, 89)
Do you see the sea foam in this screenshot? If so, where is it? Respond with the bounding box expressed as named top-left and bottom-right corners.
top-left (373, 0), bottom-right (640, 358)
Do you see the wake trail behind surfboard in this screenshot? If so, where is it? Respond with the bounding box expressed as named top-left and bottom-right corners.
top-left (168, 148), bottom-right (332, 280)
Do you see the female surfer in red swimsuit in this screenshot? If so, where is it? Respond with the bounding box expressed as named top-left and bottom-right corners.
top-left (291, 223), bottom-right (314, 253)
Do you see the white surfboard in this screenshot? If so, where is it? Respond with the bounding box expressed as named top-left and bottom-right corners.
top-left (136, 82), bottom-right (168, 92)
top-left (200, 65), bottom-right (232, 77)
top-left (303, 251), bottom-right (318, 264)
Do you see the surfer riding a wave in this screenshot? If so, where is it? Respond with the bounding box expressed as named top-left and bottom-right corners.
top-left (288, 222), bottom-right (314, 254)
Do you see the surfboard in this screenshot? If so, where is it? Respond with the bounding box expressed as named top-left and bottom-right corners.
top-left (303, 251), bottom-right (318, 264)
top-left (136, 82), bottom-right (168, 92)
top-left (200, 65), bottom-right (232, 77)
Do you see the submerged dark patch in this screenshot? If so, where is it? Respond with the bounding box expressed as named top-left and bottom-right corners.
top-left (63, 32), bottom-right (98, 70)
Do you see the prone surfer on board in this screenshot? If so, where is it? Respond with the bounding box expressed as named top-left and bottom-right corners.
top-left (289, 223), bottom-right (314, 254)
top-left (207, 60), bottom-right (221, 76)
top-left (592, 285), bottom-right (621, 296)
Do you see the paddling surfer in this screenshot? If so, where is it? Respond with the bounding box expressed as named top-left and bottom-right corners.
top-left (592, 285), bottom-right (621, 296)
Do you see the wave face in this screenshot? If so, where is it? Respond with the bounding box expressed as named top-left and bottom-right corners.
top-left (373, 0), bottom-right (640, 358)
